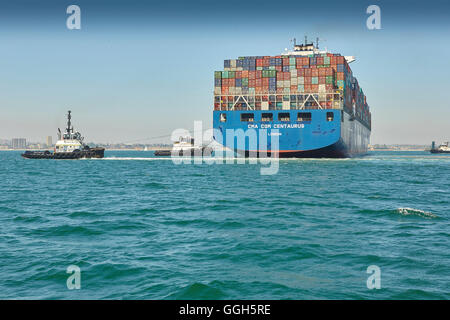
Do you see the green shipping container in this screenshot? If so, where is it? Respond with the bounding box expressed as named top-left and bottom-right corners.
top-left (312, 77), bottom-right (318, 85)
top-left (215, 71), bottom-right (222, 78)
top-left (269, 70), bottom-right (276, 77)
top-left (222, 71), bottom-right (228, 79)
top-left (229, 71), bottom-right (235, 78)
top-left (326, 76), bottom-right (334, 85)
top-left (242, 78), bottom-right (248, 86)
top-left (289, 57), bottom-right (296, 66)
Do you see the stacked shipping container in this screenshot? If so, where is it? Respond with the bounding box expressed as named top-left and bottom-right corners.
top-left (214, 52), bottom-right (371, 129)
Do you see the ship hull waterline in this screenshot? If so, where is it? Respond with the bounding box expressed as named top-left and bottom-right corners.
top-left (213, 109), bottom-right (370, 158)
top-left (21, 148), bottom-right (105, 159)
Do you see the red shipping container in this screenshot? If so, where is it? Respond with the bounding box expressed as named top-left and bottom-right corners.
top-left (304, 68), bottom-right (312, 76)
top-left (317, 57), bottom-right (324, 65)
top-left (277, 88), bottom-right (284, 94)
top-left (275, 65), bottom-right (282, 71)
top-left (242, 70), bottom-right (248, 78)
top-left (249, 71), bottom-right (256, 80)
top-left (297, 69), bottom-right (305, 77)
top-left (229, 79), bottom-right (235, 86)
top-left (318, 68), bottom-right (326, 76)
top-left (236, 71), bottom-right (242, 78)
top-left (256, 70), bottom-right (262, 79)
top-left (311, 68), bottom-right (318, 77)
top-left (337, 72), bottom-right (345, 80)
top-left (304, 77), bottom-right (312, 84)
top-left (276, 73), bottom-right (283, 80)
top-left (249, 79), bottom-right (255, 87)
top-left (256, 59), bottom-right (263, 67)
top-left (263, 58), bottom-right (270, 67)
top-left (283, 72), bottom-right (290, 80)
top-left (222, 87), bottom-right (229, 94)
top-left (304, 84), bottom-right (311, 92)
top-left (262, 78), bottom-right (269, 86)
top-left (326, 84), bottom-right (334, 91)
top-left (326, 68), bottom-right (333, 76)
top-left (311, 84), bottom-right (318, 92)
top-left (290, 85), bottom-right (297, 93)
top-left (319, 77), bottom-right (326, 84)
top-left (336, 56), bottom-right (345, 64)
top-left (283, 58), bottom-right (289, 65)
top-left (256, 79), bottom-right (262, 86)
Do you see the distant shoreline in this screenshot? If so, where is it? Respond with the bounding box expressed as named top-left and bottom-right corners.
top-left (0, 148), bottom-right (428, 152)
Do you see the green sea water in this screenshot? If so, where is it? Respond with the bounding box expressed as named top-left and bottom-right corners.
top-left (0, 150), bottom-right (448, 299)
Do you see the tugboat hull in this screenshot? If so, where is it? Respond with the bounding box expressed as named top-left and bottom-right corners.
top-left (22, 148), bottom-right (105, 159)
top-left (430, 150), bottom-right (450, 154)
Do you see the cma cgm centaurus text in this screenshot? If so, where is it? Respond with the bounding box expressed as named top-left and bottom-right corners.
top-left (213, 41), bottom-right (371, 158)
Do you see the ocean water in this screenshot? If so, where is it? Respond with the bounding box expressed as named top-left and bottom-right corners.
top-left (0, 150), bottom-right (448, 300)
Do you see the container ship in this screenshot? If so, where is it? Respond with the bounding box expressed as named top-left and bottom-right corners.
top-left (212, 40), bottom-right (371, 158)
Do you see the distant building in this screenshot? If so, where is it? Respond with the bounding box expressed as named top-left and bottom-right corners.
top-left (46, 136), bottom-right (53, 147)
top-left (12, 138), bottom-right (27, 149)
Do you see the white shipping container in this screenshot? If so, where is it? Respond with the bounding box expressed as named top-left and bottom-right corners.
top-left (261, 101), bottom-right (269, 110)
top-left (282, 101), bottom-right (290, 110)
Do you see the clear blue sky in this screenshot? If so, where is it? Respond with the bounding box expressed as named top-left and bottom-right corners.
top-left (0, 0), bottom-right (449, 144)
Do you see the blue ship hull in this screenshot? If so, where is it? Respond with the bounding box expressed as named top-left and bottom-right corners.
top-left (213, 109), bottom-right (370, 158)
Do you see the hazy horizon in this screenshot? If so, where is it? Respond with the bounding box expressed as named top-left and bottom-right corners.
top-left (1, 0), bottom-right (449, 145)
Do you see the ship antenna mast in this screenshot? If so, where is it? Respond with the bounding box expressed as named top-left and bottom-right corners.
top-left (290, 37), bottom-right (296, 48)
top-left (304, 35), bottom-right (307, 45)
top-left (316, 37), bottom-right (319, 49)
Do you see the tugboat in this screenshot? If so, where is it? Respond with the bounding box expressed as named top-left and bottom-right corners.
top-left (21, 111), bottom-right (105, 159)
top-left (154, 136), bottom-right (211, 156)
top-left (430, 141), bottom-right (450, 154)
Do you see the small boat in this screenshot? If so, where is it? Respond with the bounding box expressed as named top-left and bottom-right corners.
top-left (430, 141), bottom-right (450, 154)
top-left (21, 111), bottom-right (105, 159)
top-left (154, 136), bottom-right (211, 156)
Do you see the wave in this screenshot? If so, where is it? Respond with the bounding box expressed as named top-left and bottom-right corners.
top-left (395, 207), bottom-right (438, 219)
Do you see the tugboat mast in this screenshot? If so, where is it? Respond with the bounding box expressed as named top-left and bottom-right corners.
top-left (66, 110), bottom-right (72, 135)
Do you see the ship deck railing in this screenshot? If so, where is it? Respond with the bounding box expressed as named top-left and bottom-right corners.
top-left (214, 92), bottom-right (344, 111)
